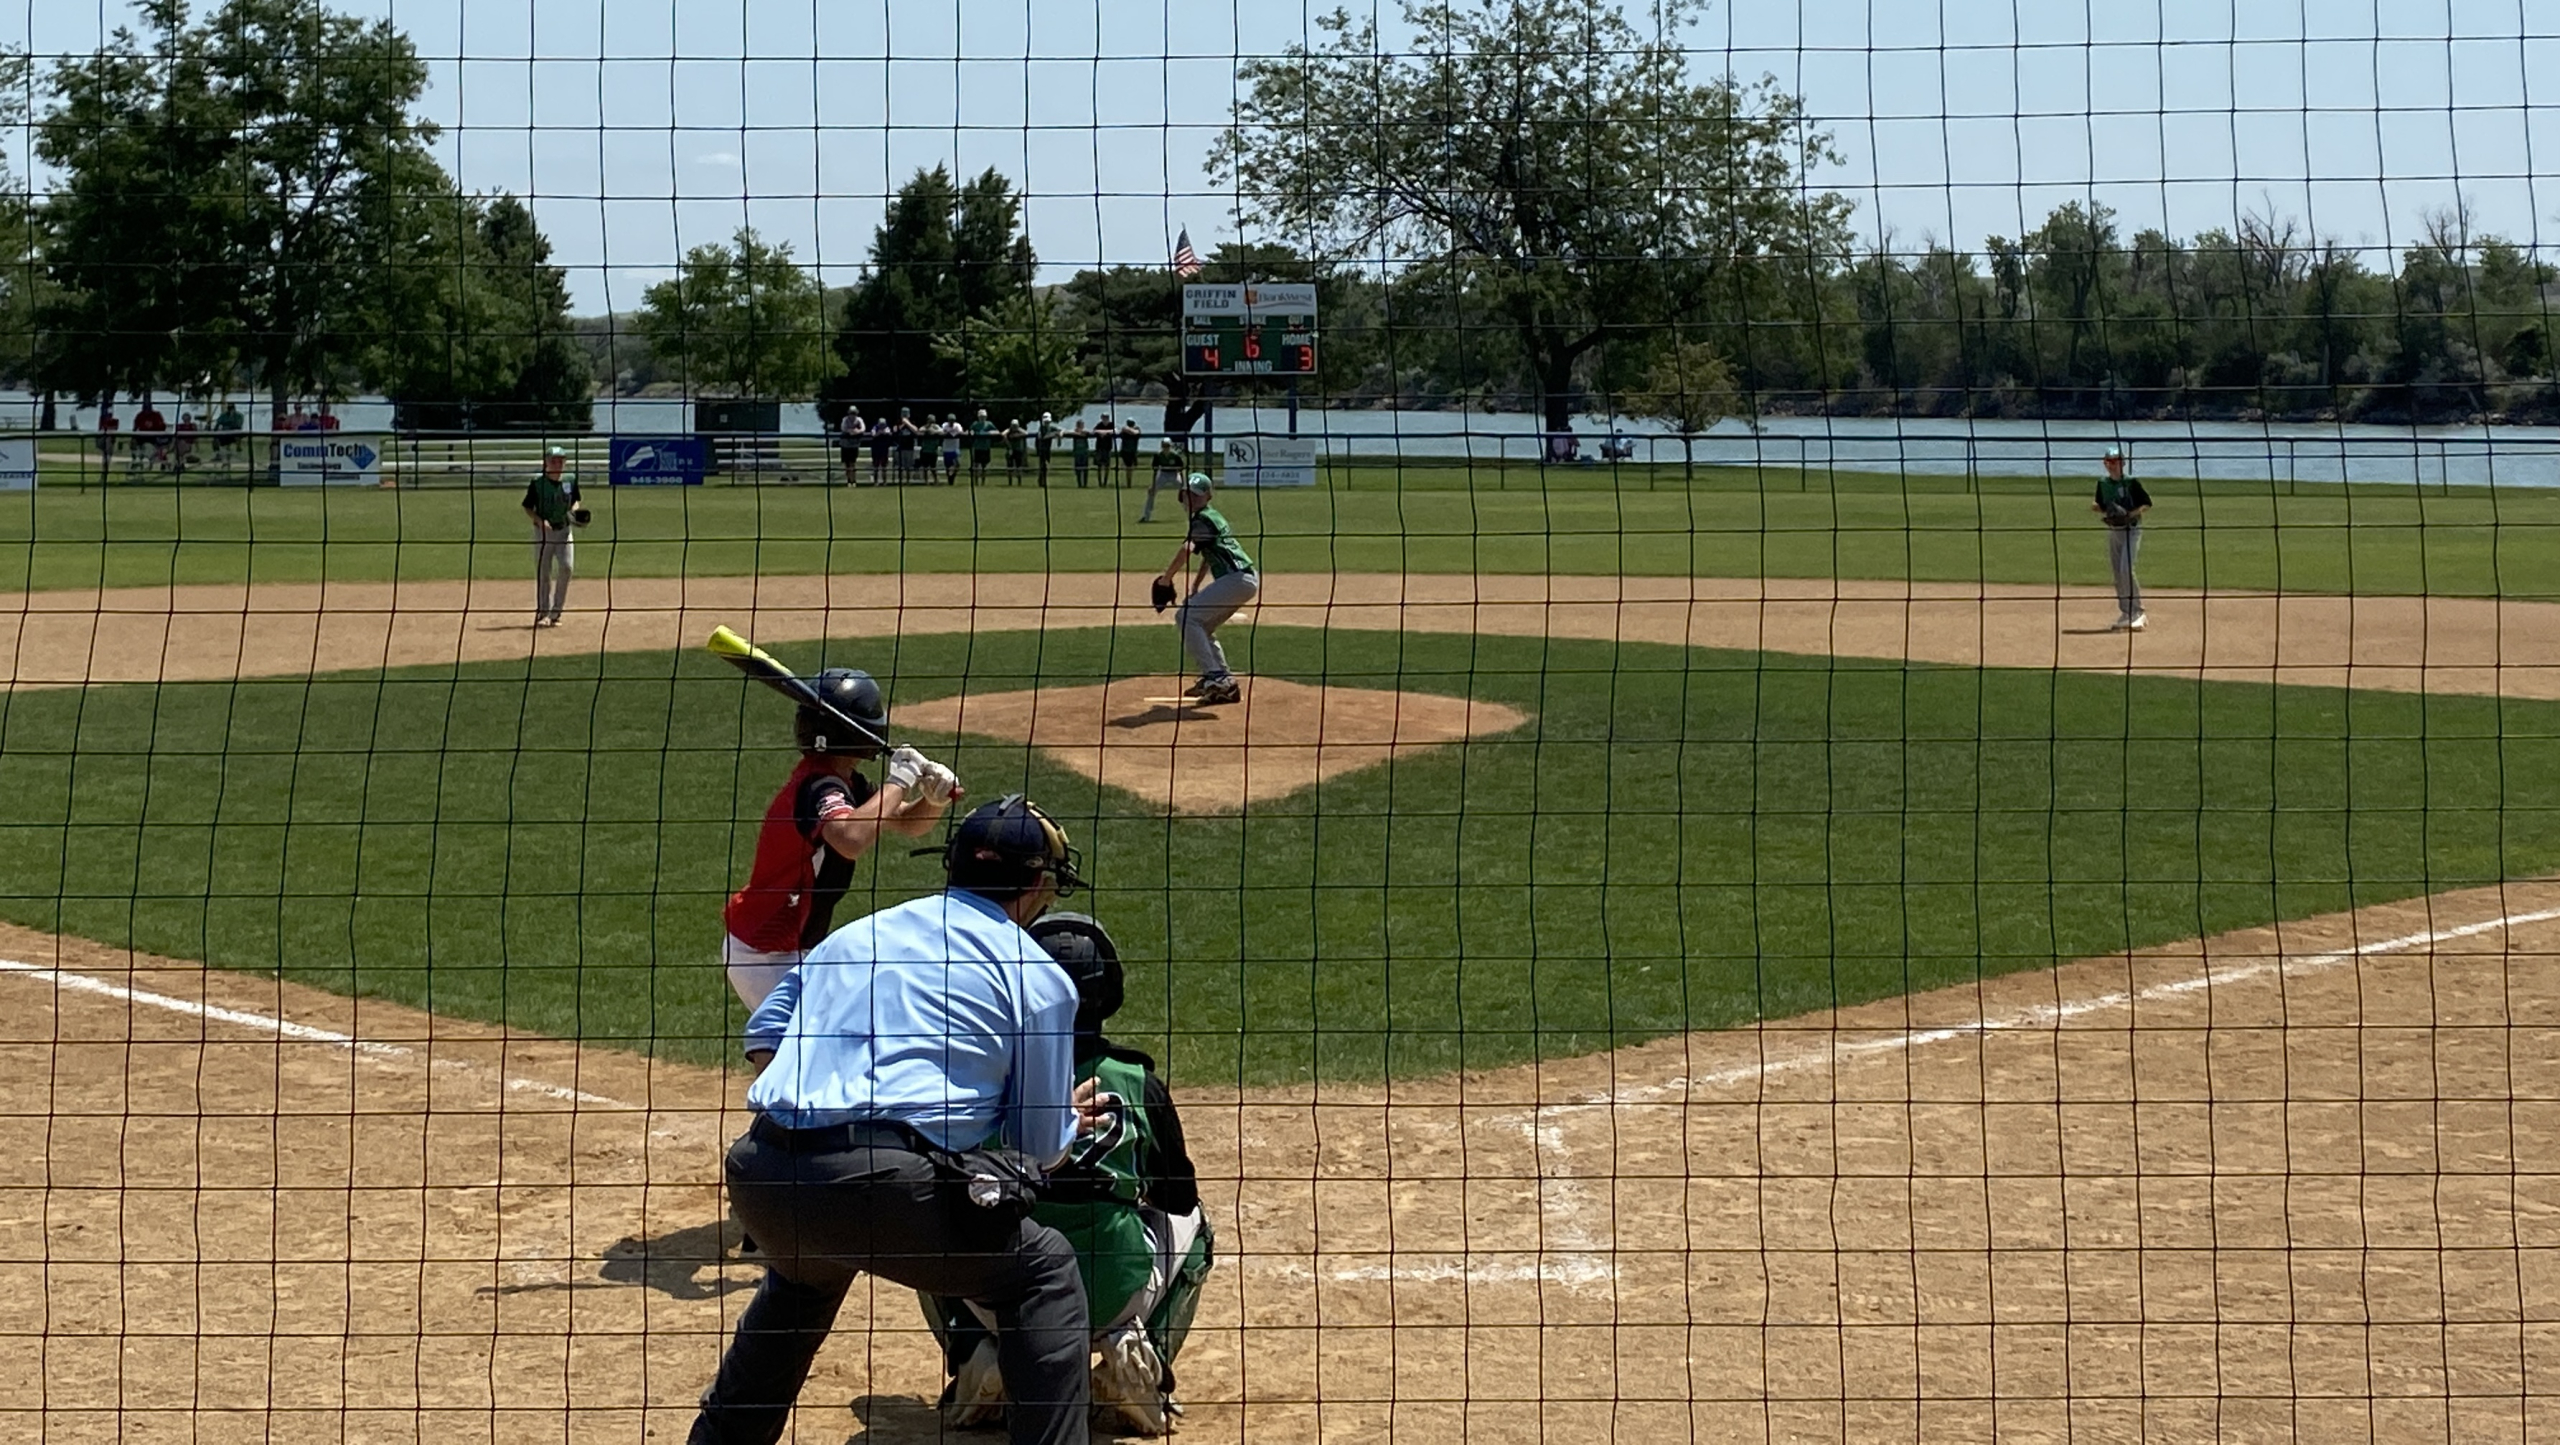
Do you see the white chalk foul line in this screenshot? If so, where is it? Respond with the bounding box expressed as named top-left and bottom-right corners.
top-left (0, 957), bottom-right (628, 1108)
top-left (1349, 903), bottom-right (2560, 1291)
top-left (1575, 902), bottom-right (2560, 1110)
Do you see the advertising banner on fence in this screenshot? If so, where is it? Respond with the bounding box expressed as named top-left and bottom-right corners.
top-left (610, 436), bottom-right (709, 486)
top-left (0, 436), bottom-right (33, 491)
top-left (277, 435), bottom-right (383, 486)
top-left (1219, 435), bottom-right (1319, 487)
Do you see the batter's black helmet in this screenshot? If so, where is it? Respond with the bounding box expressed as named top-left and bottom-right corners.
top-left (928, 793), bottom-right (1084, 900)
top-left (1029, 912), bottom-right (1122, 1034)
top-left (794, 668), bottom-right (888, 757)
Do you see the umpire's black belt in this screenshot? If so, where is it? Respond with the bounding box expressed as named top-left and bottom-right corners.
top-left (749, 1115), bottom-right (921, 1154)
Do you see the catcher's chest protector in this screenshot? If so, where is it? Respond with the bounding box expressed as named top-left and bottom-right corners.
top-left (1034, 1055), bottom-right (1156, 1321)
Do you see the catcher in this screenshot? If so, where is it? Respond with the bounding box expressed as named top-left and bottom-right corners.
top-left (1149, 473), bottom-right (1258, 705)
top-left (925, 911), bottom-right (1213, 1436)
top-left (719, 668), bottom-right (959, 1009)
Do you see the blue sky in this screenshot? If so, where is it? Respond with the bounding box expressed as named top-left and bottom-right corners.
top-left (7, 0), bottom-right (2556, 312)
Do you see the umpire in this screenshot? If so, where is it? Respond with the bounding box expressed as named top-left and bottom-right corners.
top-left (689, 795), bottom-right (1105, 1445)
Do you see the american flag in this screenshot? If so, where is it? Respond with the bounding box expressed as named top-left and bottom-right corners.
top-left (1172, 228), bottom-right (1203, 278)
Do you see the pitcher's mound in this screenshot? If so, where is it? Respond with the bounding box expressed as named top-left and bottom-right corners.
top-left (899, 675), bottom-right (1530, 814)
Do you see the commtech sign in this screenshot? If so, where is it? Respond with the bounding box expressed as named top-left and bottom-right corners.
top-left (276, 436), bottom-right (382, 485)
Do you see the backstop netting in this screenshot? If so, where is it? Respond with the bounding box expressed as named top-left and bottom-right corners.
top-left (6, 2), bottom-right (2560, 1440)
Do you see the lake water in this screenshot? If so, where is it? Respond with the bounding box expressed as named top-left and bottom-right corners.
top-left (21, 392), bottom-right (2559, 489)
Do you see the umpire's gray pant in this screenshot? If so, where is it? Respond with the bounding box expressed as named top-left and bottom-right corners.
top-left (533, 525), bottom-right (573, 619)
top-left (1181, 570), bottom-right (1259, 679)
top-left (2108, 524), bottom-right (2142, 619)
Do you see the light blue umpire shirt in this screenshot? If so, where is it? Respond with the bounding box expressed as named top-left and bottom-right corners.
top-left (743, 887), bottom-right (1081, 1160)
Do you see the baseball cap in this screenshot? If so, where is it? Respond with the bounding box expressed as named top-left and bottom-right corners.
top-left (545, 445), bottom-right (569, 460)
top-left (2102, 443), bottom-right (2126, 460)
top-left (1179, 472), bottom-right (1214, 496)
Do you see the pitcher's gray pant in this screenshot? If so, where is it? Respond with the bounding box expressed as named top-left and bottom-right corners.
top-left (533, 526), bottom-right (573, 620)
top-left (1181, 571), bottom-right (1259, 679)
top-left (2108, 524), bottom-right (2142, 619)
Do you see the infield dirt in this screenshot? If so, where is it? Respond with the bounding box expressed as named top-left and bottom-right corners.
top-left (13, 572), bottom-right (2560, 700)
top-left (9, 882), bottom-right (2560, 1443)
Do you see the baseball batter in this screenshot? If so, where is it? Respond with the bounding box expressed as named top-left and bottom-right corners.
top-left (719, 668), bottom-right (959, 1008)
top-left (1151, 473), bottom-right (1257, 705)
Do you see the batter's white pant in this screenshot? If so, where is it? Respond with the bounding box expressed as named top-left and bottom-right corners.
top-left (1180, 571), bottom-right (1259, 680)
top-left (722, 933), bottom-right (805, 1010)
top-left (2108, 524), bottom-right (2143, 619)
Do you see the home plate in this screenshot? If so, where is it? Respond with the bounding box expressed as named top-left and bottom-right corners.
top-left (898, 674), bottom-right (1531, 814)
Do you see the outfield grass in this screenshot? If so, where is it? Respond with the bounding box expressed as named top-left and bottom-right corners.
top-left (6, 466), bottom-right (2559, 596)
top-left (4, 625), bottom-right (2553, 1085)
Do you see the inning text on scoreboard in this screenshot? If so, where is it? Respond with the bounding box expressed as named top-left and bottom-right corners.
top-left (1182, 282), bottom-right (1319, 377)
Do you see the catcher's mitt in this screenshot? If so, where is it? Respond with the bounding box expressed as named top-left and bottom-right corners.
top-left (1150, 577), bottom-right (1177, 613)
top-left (569, 505), bottom-right (594, 527)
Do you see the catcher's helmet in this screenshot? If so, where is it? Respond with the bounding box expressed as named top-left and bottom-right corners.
top-left (930, 794), bottom-right (1084, 900)
top-left (1029, 912), bottom-right (1122, 1034)
top-left (794, 668), bottom-right (887, 757)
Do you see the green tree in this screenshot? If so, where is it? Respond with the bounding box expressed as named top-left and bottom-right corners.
top-left (36, 0), bottom-right (450, 419)
top-left (933, 291), bottom-right (1095, 420)
top-left (1213, 0), bottom-right (1850, 433)
top-left (381, 193), bottom-right (593, 430)
top-left (635, 227), bottom-right (827, 399)
top-left (1623, 338), bottom-right (1736, 476)
top-left (830, 165), bottom-right (1036, 409)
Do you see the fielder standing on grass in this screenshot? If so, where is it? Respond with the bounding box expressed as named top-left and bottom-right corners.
top-left (688, 796), bottom-right (1108, 1445)
top-left (2093, 442), bottom-right (2152, 631)
top-left (521, 446), bottom-right (586, 627)
top-left (719, 669), bottom-right (958, 1009)
top-left (1151, 474), bottom-right (1257, 705)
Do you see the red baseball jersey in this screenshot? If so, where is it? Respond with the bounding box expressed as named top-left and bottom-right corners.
top-left (723, 759), bottom-right (875, 953)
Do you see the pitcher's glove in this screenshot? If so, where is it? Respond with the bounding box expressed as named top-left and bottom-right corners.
top-left (569, 505), bottom-right (593, 527)
top-left (1150, 577), bottom-right (1177, 613)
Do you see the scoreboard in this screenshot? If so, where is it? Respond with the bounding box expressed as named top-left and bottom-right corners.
top-left (1183, 282), bottom-right (1318, 377)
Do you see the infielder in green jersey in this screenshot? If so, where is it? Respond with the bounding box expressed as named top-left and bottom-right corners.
top-left (1154, 474), bottom-right (1257, 705)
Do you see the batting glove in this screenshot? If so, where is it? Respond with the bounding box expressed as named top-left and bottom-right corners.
top-left (917, 761), bottom-right (958, 805)
top-left (886, 745), bottom-right (929, 793)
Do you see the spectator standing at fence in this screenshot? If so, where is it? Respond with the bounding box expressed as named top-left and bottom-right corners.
top-left (95, 403), bottom-right (118, 475)
top-left (1072, 420), bottom-right (1093, 488)
top-left (1035, 413), bottom-right (1057, 487)
top-left (895, 408), bottom-right (919, 481)
top-left (1092, 416), bottom-right (1113, 484)
top-left (943, 416), bottom-right (964, 482)
top-left (970, 408), bottom-right (996, 483)
top-left (1118, 419), bottom-right (1143, 485)
top-left (870, 416), bottom-right (893, 484)
top-left (1004, 418), bottom-right (1029, 483)
top-left (2092, 443), bottom-right (2152, 632)
top-left (173, 412), bottom-right (199, 473)
top-left (838, 407), bottom-right (865, 485)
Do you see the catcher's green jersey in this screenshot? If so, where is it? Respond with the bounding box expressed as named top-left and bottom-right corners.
top-left (1187, 506), bottom-right (1255, 580)
top-left (1033, 1054), bottom-right (1155, 1323)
